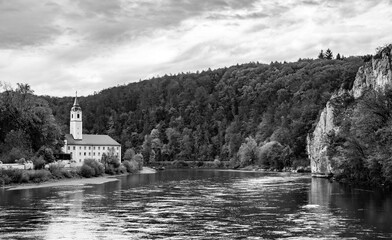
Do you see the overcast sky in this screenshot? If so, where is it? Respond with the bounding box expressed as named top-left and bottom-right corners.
top-left (1, 0), bottom-right (392, 97)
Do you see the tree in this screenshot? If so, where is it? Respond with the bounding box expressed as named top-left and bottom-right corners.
top-left (318, 50), bottom-right (324, 59)
top-left (325, 49), bottom-right (333, 59)
top-left (336, 53), bottom-right (341, 60)
top-left (123, 148), bottom-right (135, 161)
top-left (237, 137), bottom-right (257, 167)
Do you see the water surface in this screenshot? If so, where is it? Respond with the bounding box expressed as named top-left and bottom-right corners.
top-left (0, 169), bottom-right (391, 239)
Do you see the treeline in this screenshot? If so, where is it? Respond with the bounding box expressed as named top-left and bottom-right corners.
top-left (44, 56), bottom-right (363, 169)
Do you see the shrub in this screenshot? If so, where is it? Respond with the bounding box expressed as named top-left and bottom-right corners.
top-left (80, 164), bottom-right (94, 178)
top-left (32, 156), bottom-right (46, 170)
top-left (123, 160), bottom-right (139, 173)
top-left (49, 164), bottom-right (63, 179)
top-left (132, 154), bottom-right (144, 170)
top-left (213, 159), bottom-right (222, 168)
top-left (0, 170), bottom-right (12, 185)
top-left (29, 170), bottom-right (52, 183)
top-left (81, 159), bottom-right (104, 177)
top-left (172, 160), bottom-right (188, 168)
top-left (61, 169), bottom-right (73, 178)
top-left (117, 165), bottom-right (127, 174)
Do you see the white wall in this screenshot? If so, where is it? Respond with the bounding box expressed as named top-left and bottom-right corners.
top-left (63, 144), bottom-right (121, 166)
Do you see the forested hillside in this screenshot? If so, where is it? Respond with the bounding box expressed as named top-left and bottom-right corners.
top-left (44, 56), bottom-right (363, 169)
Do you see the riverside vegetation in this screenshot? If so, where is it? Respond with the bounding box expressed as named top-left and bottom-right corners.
top-left (2, 46), bottom-right (391, 187)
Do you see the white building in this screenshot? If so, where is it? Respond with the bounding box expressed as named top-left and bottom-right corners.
top-left (62, 95), bottom-right (121, 166)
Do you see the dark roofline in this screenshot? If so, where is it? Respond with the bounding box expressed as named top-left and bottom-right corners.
top-left (66, 143), bottom-right (121, 146)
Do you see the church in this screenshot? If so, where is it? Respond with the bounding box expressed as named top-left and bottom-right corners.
top-left (62, 95), bottom-right (121, 166)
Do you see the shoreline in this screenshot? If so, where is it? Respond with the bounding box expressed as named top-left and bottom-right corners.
top-left (5, 167), bottom-right (156, 191)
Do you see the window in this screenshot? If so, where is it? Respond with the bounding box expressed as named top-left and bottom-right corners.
top-left (79, 152), bottom-right (81, 156)
top-left (84, 152), bottom-right (86, 156)
top-left (79, 159), bottom-right (81, 162)
top-left (117, 147), bottom-right (119, 150)
top-left (77, 114), bottom-right (80, 118)
top-left (84, 146), bottom-right (86, 150)
top-left (103, 147), bottom-right (105, 150)
top-left (72, 114), bottom-right (73, 118)
top-left (93, 152), bottom-right (95, 156)
top-left (98, 146), bottom-right (100, 150)
top-left (73, 146), bottom-right (75, 150)
top-left (68, 146), bottom-right (70, 150)
top-left (89, 146), bottom-right (91, 150)
top-left (93, 147), bottom-right (95, 150)
top-left (98, 152), bottom-right (100, 156)
top-left (79, 146), bottom-right (81, 150)
top-left (88, 152), bottom-right (90, 156)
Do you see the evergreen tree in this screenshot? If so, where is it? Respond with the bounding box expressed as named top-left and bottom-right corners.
top-left (318, 50), bottom-right (324, 59)
top-left (336, 53), bottom-right (341, 60)
top-left (325, 49), bottom-right (333, 59)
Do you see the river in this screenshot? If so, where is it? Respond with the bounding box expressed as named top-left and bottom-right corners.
top-left (0, 169), bottom-right (391, 239)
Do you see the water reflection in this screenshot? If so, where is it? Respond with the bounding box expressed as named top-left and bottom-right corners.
top-left (0, 170), bottom-right (391, 239)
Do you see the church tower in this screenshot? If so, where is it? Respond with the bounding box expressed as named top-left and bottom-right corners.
top-left (70, 93), bottom-right (83, 140)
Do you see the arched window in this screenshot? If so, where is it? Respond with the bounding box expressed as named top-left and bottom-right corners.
top-left (77, 114), bottom-right (80, 118)
top-left (72, 114), bottom-right (73, 118)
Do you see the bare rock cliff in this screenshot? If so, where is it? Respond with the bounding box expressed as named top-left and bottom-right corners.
top-left (307, 49), bottom-right (392, 175)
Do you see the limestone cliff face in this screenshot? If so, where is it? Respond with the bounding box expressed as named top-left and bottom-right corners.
top-left (307, 49), bottom-right (392, 174)
top-left (352, 51), bottom-right (392, 98)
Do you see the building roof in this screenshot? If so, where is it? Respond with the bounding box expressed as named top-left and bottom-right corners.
top-left (65, 134), bottom-right (120, 146)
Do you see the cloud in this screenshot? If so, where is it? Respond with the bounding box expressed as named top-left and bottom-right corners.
top-left (0, 0), bottom-right (392, 96)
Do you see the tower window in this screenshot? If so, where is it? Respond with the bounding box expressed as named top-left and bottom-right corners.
top-left (72, 114), bottom-right (73, 118)
top-left (77, 114), bottom-right (80, 118)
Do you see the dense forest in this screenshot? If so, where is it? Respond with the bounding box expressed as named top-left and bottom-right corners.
top-left (43, 54), bottom-right (363, 169)
top-left (0, 83), bottom-right (63, 165)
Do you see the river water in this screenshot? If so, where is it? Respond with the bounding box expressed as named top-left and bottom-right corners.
top-left (0, 169), bottom-right (391, 239)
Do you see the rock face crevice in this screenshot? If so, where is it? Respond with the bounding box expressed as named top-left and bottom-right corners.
top-left (307, 49), bottom-right (392, 174)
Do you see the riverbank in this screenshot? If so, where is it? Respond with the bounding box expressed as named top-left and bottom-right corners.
top-left (4, 167), bottom-right (156, 191)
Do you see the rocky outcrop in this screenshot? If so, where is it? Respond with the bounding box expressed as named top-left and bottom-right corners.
top-left (307, 47), bottom-right (392, 175)
top-left (352, 51), bottom-right (392, 98)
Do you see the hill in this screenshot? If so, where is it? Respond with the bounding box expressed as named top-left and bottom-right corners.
top-left (44, 56), bottom-right (363, 169)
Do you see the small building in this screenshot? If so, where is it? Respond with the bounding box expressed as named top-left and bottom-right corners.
top-left (62, 95), bottom-right (121, 166)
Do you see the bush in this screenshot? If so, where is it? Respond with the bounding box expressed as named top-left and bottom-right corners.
top-left (132, 154), bottom-right (144, 170)
top-left (0, 169), bottom-right (51, 184)
top-left (0, 170), bottom-right (12, 185)
top-left (81, 159), bottom-right (104, 177)
top-left (49, 164), bottom-right (63, 179)
top-left (213, 159), bottom-right (222, 168)
top-left (80, 164), bottom-right (94, 178)
top-left (172, 160), bottom-right (188, 168)
top-left (29, 170), bottom-right (52, 183)
top-left (117, 165), bottom-right (127, 174)
top-left (32, 156), bottom-right (46, 170)
top-left (123, 160), bottom-right (139, 173)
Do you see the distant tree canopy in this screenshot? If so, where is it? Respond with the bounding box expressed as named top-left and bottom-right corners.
top-left (318, 49), bottom-right (334, 60)
top-left (43, 56), bottom-right (363, 168)
top-left (0, 83), bottom-right (63, 163)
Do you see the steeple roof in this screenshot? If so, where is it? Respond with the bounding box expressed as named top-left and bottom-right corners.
top-left (73, 92), bottom-right (79, 107)
top-left (71, 92), bottom-right (81, 111)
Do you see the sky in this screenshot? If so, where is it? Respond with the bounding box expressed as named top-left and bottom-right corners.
top-left (0, 0), bottom-right (392, 97)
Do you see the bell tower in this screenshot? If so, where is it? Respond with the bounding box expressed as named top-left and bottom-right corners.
top-left (70, 92), bottom-right (83, 140)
